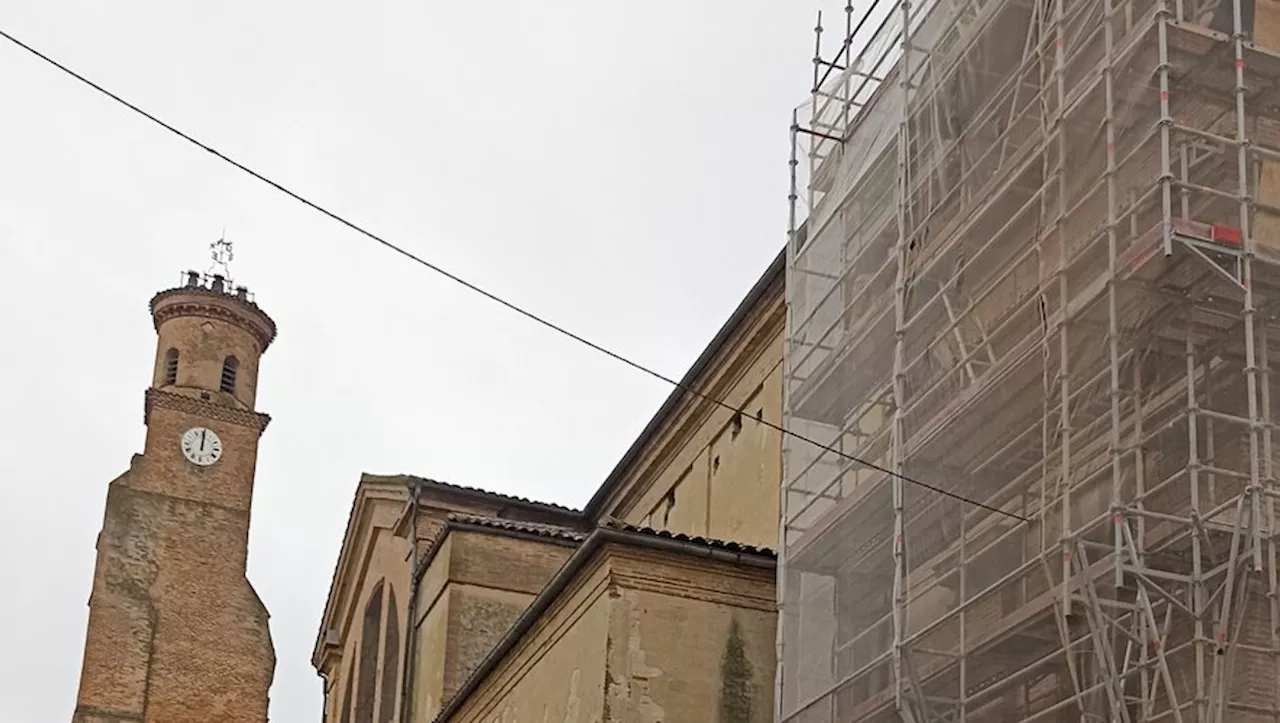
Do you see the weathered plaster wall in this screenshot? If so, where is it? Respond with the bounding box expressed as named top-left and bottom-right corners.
top-left (411, 587), bottom-right (449, 722)
top-left (442, 532), bottom-right (574, 705)
top-left (605, 551), bottom-right (775, 723)
top-left (408, 528), bottom-right (576, 723)
top-left (706, 357), bottom-right (783, 546)
top-left (615, 309), bottom-right (784, 551)
top-left (444, 544), bottom-right (776, 723)
top-left (444, 560), bottom-right (613, 723)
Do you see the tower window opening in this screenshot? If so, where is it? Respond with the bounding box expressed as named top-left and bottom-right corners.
top-left (163, 349), bottom-right (179, 385)
top-left (220, 356), bottom-right (238, 393)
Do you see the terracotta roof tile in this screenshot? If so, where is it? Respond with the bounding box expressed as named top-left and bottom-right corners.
top-left (367, 473), bottom-right (579, 513)
top-left (600, 518), bottom-right (777, 558)
top-left (445, 513), bottom-right (586, 542)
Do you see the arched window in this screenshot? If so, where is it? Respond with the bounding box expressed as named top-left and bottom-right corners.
top-left (354, 581), bottom-right (384, 723)
top-left (162, 349), bottom-right (179, 386)
top-left (220, 356), bottom-right (238, 394)
top-left (379, 587), bottom-right (400, 723)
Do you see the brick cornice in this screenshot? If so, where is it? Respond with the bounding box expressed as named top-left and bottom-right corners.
top-left (605, 548), bottom-right (776, 611)
top-left (144, 388), bottom-right (272, 434)
top-left (608, 569), bottom-right (776, 612)
top-left (150, 287), bottom-right (277, 352)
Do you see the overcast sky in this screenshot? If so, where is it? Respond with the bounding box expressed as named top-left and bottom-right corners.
top-left (0, 1), bottom-right (836, 719)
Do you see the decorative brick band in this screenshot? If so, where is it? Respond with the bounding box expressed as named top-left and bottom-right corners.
top-left (144, 388), bottom-right (272, 434)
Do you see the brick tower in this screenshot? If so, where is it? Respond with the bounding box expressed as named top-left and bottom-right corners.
top-left (72, 267), bottom-right (277, 722)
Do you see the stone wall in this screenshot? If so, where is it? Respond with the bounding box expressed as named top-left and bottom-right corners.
top-left (444, 541), bottom-right (776, 723)
top-left (408, 527), bottom-right (576, 723)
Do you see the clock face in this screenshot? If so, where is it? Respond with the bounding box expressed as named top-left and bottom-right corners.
top-left (180, 427), bottom-right (223, 467)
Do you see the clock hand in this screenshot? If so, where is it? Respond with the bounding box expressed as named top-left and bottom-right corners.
top-left (200, 430), bottom-right (207, 452)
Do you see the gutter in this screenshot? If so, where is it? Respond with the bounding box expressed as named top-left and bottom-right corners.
top-left (317, 670), bottom-right (330, 723)
top-left (580, 248), bottom-right (785, 522)
top-left (431, 522), bottom-right (776, 722)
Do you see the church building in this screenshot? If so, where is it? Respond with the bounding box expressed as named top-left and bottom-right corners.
top-left (313, 250), bottom-right (786, 723)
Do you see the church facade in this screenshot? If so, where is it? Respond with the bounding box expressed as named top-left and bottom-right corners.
top-left (313, 250), bottom-right (786, 722)
top-left (72, 271), bottom-right (278, 722)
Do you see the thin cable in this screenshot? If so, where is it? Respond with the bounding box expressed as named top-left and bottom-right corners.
top-left (0, 27), bottom-right (1028, 523)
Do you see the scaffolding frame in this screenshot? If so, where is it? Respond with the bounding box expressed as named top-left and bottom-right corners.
top-left (780, 0), bottom-right (1280, 719)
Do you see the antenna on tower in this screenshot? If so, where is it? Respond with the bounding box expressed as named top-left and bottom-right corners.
top-left (209, 230), bottom-right (234, 281)
top-left (176, 231), bottom-right (253, 302)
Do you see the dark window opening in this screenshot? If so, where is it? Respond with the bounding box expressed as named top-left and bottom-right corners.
top-left (755, 408), bottom-right (763, 422)
top-left (713, 455), bottom-right (721, 474)
top-left (662, 489), bottom-right (675, 527)
top-left (220, 356), bottom-right (238, 394)
top-left (730, 412), bottom-right (743, 439)
top-left (163, 348), bottom-right (179, 386)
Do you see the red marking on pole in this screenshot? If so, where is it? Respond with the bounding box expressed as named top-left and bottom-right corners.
top-left (1235, 58), bottom-right (1245, 70)
top-left (1160, 90), bottom-right (1170, 102)
top-left (1107, 143), bottom-right (1115, 155)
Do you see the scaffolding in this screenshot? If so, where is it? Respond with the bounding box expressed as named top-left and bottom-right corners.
top-left (779, 0), bottom-right (1280, 719)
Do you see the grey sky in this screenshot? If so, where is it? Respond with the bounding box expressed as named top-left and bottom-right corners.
top-left (0, 1), bottom-right (834, 719)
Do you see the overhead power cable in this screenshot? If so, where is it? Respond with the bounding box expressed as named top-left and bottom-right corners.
top-left (0, 27), bottom-right (1029, 524)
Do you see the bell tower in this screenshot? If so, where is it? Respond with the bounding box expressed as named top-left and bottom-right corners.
top-left (73, 246), bottom-right (277, 723)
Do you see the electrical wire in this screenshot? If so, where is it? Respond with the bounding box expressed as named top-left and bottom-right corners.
top-left (0, 27), bottom-right (1029, 524)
